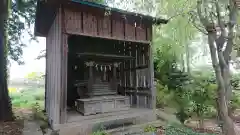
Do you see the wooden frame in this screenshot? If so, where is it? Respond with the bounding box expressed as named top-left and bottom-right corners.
top-left (38, 0), bottom-right (167, 130)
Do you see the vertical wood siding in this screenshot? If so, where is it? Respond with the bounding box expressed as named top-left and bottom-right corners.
top-left (64, 9), bottom-right (150, 43)
top-left (115, 42), bottom-right (153, 108)
top-left (44, 4), bottom-right (156, 128)
top-left (46, 9), bottom-right (62, 126)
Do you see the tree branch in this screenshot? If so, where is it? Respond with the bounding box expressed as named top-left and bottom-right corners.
top-left (188, 11), bottom-right (208, 34)
top-left (215, 1), bottom-right (227, 37)
top-left (167, 0), bottom-right (192, 20)
top-left (223, 0), bottom-right (237, 62)
top-left (196, 0), bottom-right (210, 29)
top-left (191, 20), bottom-right (208, 35)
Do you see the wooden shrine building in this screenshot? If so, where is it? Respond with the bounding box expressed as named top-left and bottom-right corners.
top-left (34, 0), bottom-right (168, 134)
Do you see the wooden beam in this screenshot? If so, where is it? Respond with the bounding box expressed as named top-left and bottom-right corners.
top-left (76, 52), bottom-right (134, 61)
top-left (149, 43), bottom-right (155, 109)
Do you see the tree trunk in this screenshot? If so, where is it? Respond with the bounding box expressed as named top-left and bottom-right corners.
top-left (186, 44), bottom-right (191, 73)
top-left (208, 33), bottom-right (236, 135)
top-left (0, 0), bottom-right (13, 121)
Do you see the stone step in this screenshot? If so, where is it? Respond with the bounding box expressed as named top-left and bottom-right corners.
top-left (59, 109), bottom-right (156, 135)
top-left (107, 120), bottom-right (166, 135)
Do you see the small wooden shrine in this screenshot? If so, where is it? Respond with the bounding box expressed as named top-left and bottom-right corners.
top-left (35, 0), bottom-right (168, 134)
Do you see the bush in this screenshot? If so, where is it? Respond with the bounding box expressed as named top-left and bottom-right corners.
top-left (91, 130), bottom-right (108, 135)
top-left (144, 125), bottom-right (157, 133)
top-left (31, 102), bottom-right (49, 135)
top-left (10, 87), bottom-right (44, 109)
top-left (34, 95), bottom-right (45, 101)
top-left (156, 83), bottom-right (172, 108)
top-left (164, 126), bottom-right (216, 135)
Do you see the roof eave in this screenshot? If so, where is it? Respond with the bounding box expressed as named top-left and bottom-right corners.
top-left (71, 0), bottom-right (168, 25)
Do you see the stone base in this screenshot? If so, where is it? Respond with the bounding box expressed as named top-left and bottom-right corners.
top-left (55, 108), bottom-right (156, 135)
top-left (75, 95), bottom-right (130, 115)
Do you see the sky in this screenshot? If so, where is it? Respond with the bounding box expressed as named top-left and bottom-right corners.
top-left (8, 0), bottom-right (134, 80)
top-left (7, 1), bottom-right (215, 80)
top-left (9, 36), bottom-right (46, 80)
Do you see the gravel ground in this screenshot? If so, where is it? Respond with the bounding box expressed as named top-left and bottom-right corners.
top-left (0, 121), bottom-right (23, 135)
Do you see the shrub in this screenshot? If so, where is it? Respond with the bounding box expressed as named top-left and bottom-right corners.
top-left (31, 102), bottom-right (49, 135)
top-left (144, 125), bottom-right (157, 133)
top-left (34, 95), bottom-right (45, 101)
top-left (164, 126), bottom-right (216, 135)
top-left (10, 87), bottom-right (44, 108)
top-left (91, 130), bottom-right (108, 135)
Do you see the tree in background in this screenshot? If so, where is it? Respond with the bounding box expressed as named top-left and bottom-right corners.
top-left (25, 72), bottom-right (44, 82)
top-left (0, 0), bottom-right (36, 121)
top-left (0, 0), bottom-right (13, 121)
top-left (190, 0), bottom-right (238, 134)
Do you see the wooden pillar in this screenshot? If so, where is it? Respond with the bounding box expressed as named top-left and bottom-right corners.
top-left (112, 62), bottom-right (120, 92)
top-left (149, 43), bottom-right (156, 109)
top-left (60, 33), bottom-right (68, 124)
top-left (85, 61), bottom-right (94, 96)
top-left (60, 5), bottom-right (68, 124)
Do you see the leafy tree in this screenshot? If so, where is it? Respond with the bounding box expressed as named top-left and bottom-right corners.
top-left (0, 0), bottom-right (36, 121)
top-left (168, 70), bottom-right (192, 124)
top-left (155, 57), bottom-right (192, 124)
top-left (25, 72), bottom-right (44, 82)
top-left (189, 74), bottom-right (217, 128)
top-left (152, 0), bottom-right (198, 72)
top-left (190, 0), bottom-right (238, 134)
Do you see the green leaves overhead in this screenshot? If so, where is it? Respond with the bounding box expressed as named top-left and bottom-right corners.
top-left (8, 0), bottom-right (37, 64)
top-left (152, 0), bottom-right (198, 71)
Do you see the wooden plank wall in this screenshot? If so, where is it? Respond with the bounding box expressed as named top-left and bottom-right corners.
top-left (117, 43), bottom-right (152, 108)
top-left (46, 9), bottom-right (62, 126)
top-left (62, 7), bottom-right (154, 109)
top-left (63, 9), bottom-right (152, 44)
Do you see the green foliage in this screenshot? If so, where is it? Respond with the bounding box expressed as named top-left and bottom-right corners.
top-left (231, 74), bottom-right (240, 90)
top-left (155, 59), bottom-right (240, 124)
top-left (156, 83), bottom-right (171, 107)
top-left (166, 70), bottom-right (192, 123)
top-left (155, 60), bottom-right (218, 122)
top-left (24, 72), bottom-right (44, 81)
top-left (189, 74), bottom-right (217, 119)
top-left (8, 0), bottom-right (37, 64)
top-left (10, 87), bottom-right (44, 109)
top-left (31, 102), bottom-right (50, 135)
top-left (230, 91), bottom-right (240, 111)
top-left (34, 94), bottom-right (44, 101)
top-left (91, 130), bottom-right (109, 135)
top-left (164, 126), bottom-right (216, 135)
top-left (144, 125), bottom-right (157, 133)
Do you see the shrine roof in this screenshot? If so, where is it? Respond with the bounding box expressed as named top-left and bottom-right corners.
top-left (34, 0), bottom-right (168, 37)
top-left (70, 0), bottom-right (168, 24)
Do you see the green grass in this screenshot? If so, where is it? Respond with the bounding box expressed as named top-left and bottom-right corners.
top-left (164, 126), bottom-right (216, 135)
top-left (10, 87), bottom-right (44, 109)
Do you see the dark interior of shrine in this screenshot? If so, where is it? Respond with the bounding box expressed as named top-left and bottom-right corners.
top-left (66, 35), bottom-right (140, 108)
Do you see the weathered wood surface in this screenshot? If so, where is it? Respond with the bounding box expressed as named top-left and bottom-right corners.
top-left (64, 8), bottom-right (151, 43)
top-left (75, 95), bottom-right (130, 115)
top-left (45, 6), bottom-right (154, 128)
top-left (60, 7), bottom-right (68, 124)
top-left (45, 9), bottom-right (62, 125)
top-left (114, 43), bottom-right (151, 108)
